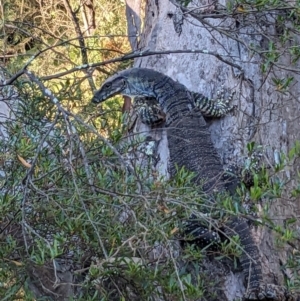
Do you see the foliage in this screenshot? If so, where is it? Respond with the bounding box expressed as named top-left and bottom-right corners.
top-left (0, 84), bottom-right (219, 299)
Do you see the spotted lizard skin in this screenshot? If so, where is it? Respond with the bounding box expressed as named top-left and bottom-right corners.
top-left (130, 86), bottom-right (235, 127)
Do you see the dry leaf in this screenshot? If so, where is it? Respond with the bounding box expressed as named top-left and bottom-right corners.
top-left (17, 154), bottom-right (32, 168)
top-left (171, 227), bottom-right (179, 235)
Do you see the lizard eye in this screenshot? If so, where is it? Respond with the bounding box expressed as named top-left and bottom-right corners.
top-left (104, 83), bottom-right (111, 89)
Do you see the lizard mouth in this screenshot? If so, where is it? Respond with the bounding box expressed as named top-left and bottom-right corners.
top-left (91, 89), bottom-right (122, 103)
top-left (91, 95), bottom-right (103, 103)
top-left (91, 92), bottom-right (114, 103)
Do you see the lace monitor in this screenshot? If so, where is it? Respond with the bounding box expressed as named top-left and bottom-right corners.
top-left (91, 67), bottom-right (295, 301)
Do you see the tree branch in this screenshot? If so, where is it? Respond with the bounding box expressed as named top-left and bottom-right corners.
top-left (63, 0), bottom-right (96, 91)
top-left (2, 48), bottom-right (242, 86)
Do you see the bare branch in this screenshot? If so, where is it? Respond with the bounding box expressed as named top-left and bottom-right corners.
top-left (44, 49), bottom-right (243, 80)
top-left (63, 0), bottom-right (96, 91)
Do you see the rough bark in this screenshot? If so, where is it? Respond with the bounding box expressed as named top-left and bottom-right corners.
top-left (127, 0), bottom-right (300, 299)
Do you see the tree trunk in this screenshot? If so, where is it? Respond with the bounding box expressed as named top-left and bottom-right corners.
top-left (129, 0), bottom-right (300, 299)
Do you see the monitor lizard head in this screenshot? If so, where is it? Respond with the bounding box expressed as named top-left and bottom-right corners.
top-left (91, 73), bottom-right (127, 103)
top-left (91, 68), bottom-right (157, 103)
